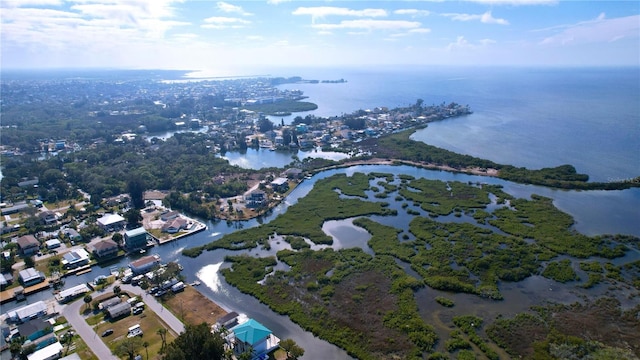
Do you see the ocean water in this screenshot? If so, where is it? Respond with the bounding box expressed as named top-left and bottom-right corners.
top-left (272, 66), bottom-right (640, 183)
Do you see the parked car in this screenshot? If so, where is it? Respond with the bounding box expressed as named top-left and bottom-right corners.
top-left (133, 307), bottom-right (143, 315)
top-left (148, 286), bottom-right (159, 295)
top-left (154, 290), bottom-right (167, 297)
top-left (101, 329), bottom-right (114, 337)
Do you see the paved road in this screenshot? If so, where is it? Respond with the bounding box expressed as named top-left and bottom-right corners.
top-left (61, 282), bottom-right (185, 360)
top-left (120, 284), bottom-right (185, 335)
top-left (61, 294), bottom-right (119, 360)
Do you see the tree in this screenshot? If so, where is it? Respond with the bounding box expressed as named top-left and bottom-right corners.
top-left (143, 341), bottom-right (149, 360)
top-left (24, 255), bottom-right (35, 268)
top-left (112, 232), bottom-right (123, 245)
top-left (161, 323), bottom-right (225, 360)
top-left (280, 338), bottom-right (305, 359)
top-left (113, 285), bottom-right (121, 296)
top-left (256, 118), bottom-right (274, 133)
top-left (157, 328), bottom-right (168, 353)
top-left (127, 175), bottom-right (146, 209)
top-left (125, 208), bottom-right (143, 228)
top-left (83, 294), bottom-right (92, 311)
top-left (114, 337), bottom-right (144, 360)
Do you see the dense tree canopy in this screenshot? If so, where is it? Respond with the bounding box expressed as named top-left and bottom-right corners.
top-left (162, 323), bottom-right (227, 360)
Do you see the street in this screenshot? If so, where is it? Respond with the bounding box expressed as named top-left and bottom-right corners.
top-left (61, 282), bottom-right (185, 359)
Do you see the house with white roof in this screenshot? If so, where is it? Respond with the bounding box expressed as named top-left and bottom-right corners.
top-left (96, 213), bottom-right (125, 232)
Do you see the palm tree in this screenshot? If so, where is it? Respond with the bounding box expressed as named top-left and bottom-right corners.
top-left (156, 328), bottom-right (167, 353)
top-left (143, 341), bottom-right (149, 360)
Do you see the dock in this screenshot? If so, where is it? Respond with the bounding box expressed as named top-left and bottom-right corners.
top-left (0, 280), bottom-right (51, 304)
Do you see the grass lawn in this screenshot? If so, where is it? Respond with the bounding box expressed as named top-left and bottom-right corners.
top-left (162, 286), bottom-right (227, 326)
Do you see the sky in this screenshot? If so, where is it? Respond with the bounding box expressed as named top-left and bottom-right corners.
top-left (1, 0), bottom-right (638, 75)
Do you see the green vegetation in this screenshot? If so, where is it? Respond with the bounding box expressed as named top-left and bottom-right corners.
top-left (243, 100), bottom-right (318, 115)
top-left (435, 296), bottom-right (455, 307)
top-left (181, 172), bottom-right (638, 359)
top-left (221, 249), bottom-right (434, 360)
top-left (542, 259), bottom-right (579, 283)
top-left (183, 173), bottom-right (396, 257)
top-left (486, 298), bottom-right (640, 359)
top-left (360, 130), bottom-right (639, 190)
top-left (161, 323), bottom-right (227, 360)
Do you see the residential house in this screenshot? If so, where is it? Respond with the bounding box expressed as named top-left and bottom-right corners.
top-left (17, 319), bottom-right (53, 342)
top-left (160, 211), bottom-right (180, 221)
top-left (98, 297), bottom-right (121, 311)
top-left (129, 254), bottom-right (161, 275)
top-left (26, 341), bottom-right (63, 360)
top-left (91, 239), bottom-right (119, 260)
top-left (96, 213), bottom-right (126, 232)
top-left (5, 301), bottom-right (47, 323)
top-left (18, 268), bottom-right (45, 287)
top-left (55, 284), bottom-right (90, 303)
top-left (61, 249), bottom-right (90, 269)
top-left (228, 319), bottom-right (280, 360)
top-left (0, 272), bottom-right (14, 289)
top-left (270, 178), bottom-right (289, 193)
top-left (45, 239), bottom-right (61, 250)
top-left (17, 235), bottom-right (40, 256)
top-left (245, 190), bottom-right (266, 209)
top-left (1, 203), bottom-right (30, 216)
top-left (37, 211), bottom-right (57, 225)
top-left (124, 227), bottom-right (148, 251)
top-left (61, 229), bottom-right (82, 243)
top-left (162, 218), bottom-right (187, 234)
top-left (107, 302), bottom-right (131, 318)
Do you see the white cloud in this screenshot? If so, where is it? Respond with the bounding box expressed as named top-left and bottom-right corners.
top-left (394, 9), bottom-right (431, 17)
top-left (446, 36), bottom-right (496, 51)
top-left (202, 16), bottom-right (250, 29)
top-left (410, 28), bottom-right (431, 34)
top-left (2, 0), bottom-right (62, 7)
top-left (312, 19), bottom-right (421, 32)
top-left (293, 7), bottom-right (387, 23)
top-left (442, 11), bottom-right (509, 25)
top-left (267, 0), bottom-right (291, 4)
top-left (464, 0), bottom-right (557, 4)
top-left (246, 35), bottom-right (264, 41)
top-left (216, 1), bottom-right (252, 16)
top-left (539, 14), bottom-right (639, 45)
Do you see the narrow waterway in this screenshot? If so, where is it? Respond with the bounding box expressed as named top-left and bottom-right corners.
top-left (4, 165), bottom-right (639, 359)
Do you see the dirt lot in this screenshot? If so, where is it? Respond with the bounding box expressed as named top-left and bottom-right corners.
top-left (163, 286), bottom-right (227, 326)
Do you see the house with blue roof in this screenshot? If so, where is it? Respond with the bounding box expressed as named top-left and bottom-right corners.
top-left (228, 318), bottom-right (280, 360)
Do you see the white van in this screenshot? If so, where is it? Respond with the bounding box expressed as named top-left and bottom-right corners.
top-left (127, 324), bottom-right (143, 338)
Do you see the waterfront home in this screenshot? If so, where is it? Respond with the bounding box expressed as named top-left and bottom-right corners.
top-left (129, 254), bottom-right (161, 275)
top-left (227, 318), bottom-right (280, 360)
top-left (245, 190), bottom-right (266, 208)
top-left (162, 218), bottom-right (187, 233)
top-left (160, 210), bottom-right (180, 221)
top-left (55, 284), bottom-right (90, 303)
top-left (270, 177), bottom-right (289, 193)
top-left (6, 301), bottom-right (47, 323)
top-left (91, 239), bottom-right (119, 260)
top-left (19, 268), bottom-right (45, 287)
top-left (124, 227), bottom-right (148, 251)
top-left (17, 235), bottom-right (40, 256)
top-left (61, 248), bottom-right (90, 269)
top-left (96, 213), bottom-right (126, 232)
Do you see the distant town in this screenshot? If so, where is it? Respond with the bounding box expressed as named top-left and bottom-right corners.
top-left (0, 71), bottom-right (471, 360)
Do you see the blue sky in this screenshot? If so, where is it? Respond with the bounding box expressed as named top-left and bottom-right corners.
top-left (1, 0), bottom-right (638, 75)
